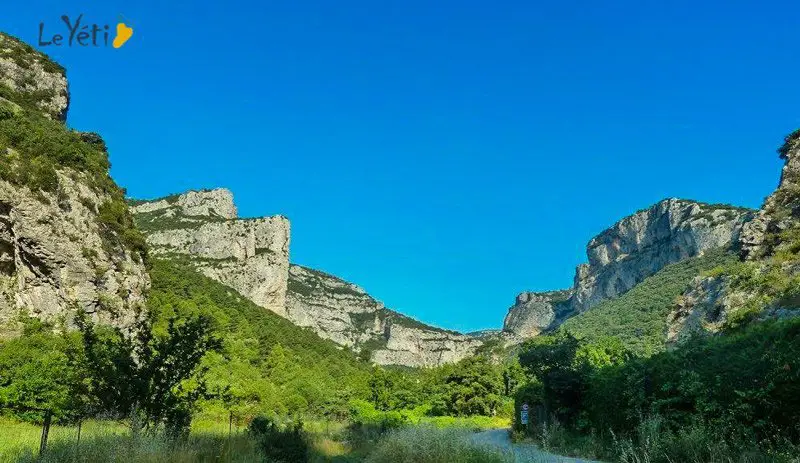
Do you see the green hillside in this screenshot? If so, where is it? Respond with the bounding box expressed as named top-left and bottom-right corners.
top-left (147, 259), bottom-right (371, 418)
top-left (560, 249), bottom-right (737, 356)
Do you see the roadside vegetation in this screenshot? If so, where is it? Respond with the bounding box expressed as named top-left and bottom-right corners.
top-left (512, 318), bottom-right (800, 462)
top-left (0, 260), bottom-right (516, 462)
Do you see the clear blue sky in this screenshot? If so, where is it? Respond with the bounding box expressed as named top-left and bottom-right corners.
top-left (3, 1), bottom-right (799, 332)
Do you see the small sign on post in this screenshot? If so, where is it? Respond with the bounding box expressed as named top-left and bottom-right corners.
top-left (520, 403), bottom-right (529, 425)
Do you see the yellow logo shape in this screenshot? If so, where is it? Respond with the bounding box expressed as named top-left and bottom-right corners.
top-left (113, 22), bottom-right (133, 48)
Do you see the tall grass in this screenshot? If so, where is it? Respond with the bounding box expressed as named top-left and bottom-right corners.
top-left (612, 417), bottom-right (800, 463)
top-left (525, 416), bottom-right (800, 463)
top-left (0, 418), bottom-right (260, 463)
top-left (365, 426), bottom-right (513, 463)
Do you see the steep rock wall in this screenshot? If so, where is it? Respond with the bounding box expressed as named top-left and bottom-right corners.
top-left (133, 190), bottom-right (479, 367)
top-left (132, 189), bottom-right (290, 317)
top-left (573, 199), bottom-right (753, 312)
top-left (0, 32), bottom-right (149, 330)
top-left (503, 199), bottom-right (753, 338)
top-left (502, 290), bottom-right (572, 339)
top-left (668, 131), bottom-right (800, 343)
top-left (287, 264), bottom-right (482, 367)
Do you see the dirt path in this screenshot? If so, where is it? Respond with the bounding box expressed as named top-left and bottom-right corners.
top-left (472, 428), bottom-right (601, 463)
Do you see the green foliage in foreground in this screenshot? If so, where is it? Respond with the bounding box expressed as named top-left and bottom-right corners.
top-left (0, 311), bottom-right (222, 435)
top-left (78, 312), bottom-right (222, 434)
top-left (0, 418), bottom-right (260, 463)
top-left (561, 249), bottom-right (737, 355)
top-left (248, 416), bottom-right (308, 463)
top-left (515, 317), bottom-right (800, 462)
top-left (365, 426), bottom-right (513, 463)
top-left (0, 321), bottom-right (86, 423)
top-left (363, 355), bottom-right (517, 422)
top-left (147, 259), bottom-right (372, 419)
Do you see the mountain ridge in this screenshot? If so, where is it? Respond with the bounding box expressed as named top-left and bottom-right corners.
top-left (131, 189), bottom-right (483, 367)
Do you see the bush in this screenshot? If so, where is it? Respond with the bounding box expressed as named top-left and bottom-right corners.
top-left (365, 426), bottom-right (513, 463)
top-left (248, 416), bottom-right (309, 463)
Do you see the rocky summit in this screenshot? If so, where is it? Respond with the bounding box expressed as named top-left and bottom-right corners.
top-left (131, 189), bottom-right (291, 317)
top-left (502, 198), bottom-right (754, 338)
top-left (0, 34), bottom-right (68, 120)
top-left (133, 189), bottom-right (482, 367)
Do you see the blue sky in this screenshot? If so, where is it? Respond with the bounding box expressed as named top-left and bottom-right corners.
top-left (3, 1), bottom-right (799, 332)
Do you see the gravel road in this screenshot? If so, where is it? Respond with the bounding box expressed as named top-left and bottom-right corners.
top-left (471, 428), bottom-right (601, 463)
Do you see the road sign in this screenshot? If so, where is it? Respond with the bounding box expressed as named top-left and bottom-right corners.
top-left (520, 410), bottom-right (529, 425)
top-left (522, 403), bottom-right (529, 411)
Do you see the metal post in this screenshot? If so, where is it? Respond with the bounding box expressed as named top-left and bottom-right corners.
top-left (39, 409), bottom-right (52, 457)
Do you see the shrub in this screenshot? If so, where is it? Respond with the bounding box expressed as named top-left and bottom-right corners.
top-left (248, 416), bottom-right (309, 463)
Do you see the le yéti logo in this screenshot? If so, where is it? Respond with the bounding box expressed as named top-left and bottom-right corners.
top-left (39, 14), bottom-right (133, 49)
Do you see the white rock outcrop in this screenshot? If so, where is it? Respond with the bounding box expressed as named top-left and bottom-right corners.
top-left (132, 190), bottom-right (290, 317)
top-left (503, 199), bottom-right (753, 339)
top-left (502, 290), bottom-right (572, 339)
top-left (0, 33), bottom-right (149, 331)
top-left (134, 190), bottom-right (481, 367)
top-left (573, 199), bottom-right (753, 312)
top-left (0, 173), bottom-right (150, 329)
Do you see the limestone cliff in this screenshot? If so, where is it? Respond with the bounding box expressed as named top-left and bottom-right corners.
top-left (502, 290), bottom-right (572, 339)
top-left (0, 33), bottom-right (68, 120)
top-left (131, 189), bottom-right (290, 317)
top-left (287, 264), bottom-right (483, 367)
top-left (503, 199), bottom-right (753, 338)
top-left (573, 199), bottom-right (753, 312)
top-left (133, 190), bottom-right (480, 367)
top-left (0, 32), bottom-right (149, 330)
top-left (668, 130), bottom-right (800, 343)
top-left (739, 130), bottom-right (800, 260)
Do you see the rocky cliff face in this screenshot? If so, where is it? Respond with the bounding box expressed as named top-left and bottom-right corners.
top-left (286, 264), bottom-right (385, 347)
top-left (503, 199), bottom-right (753, 338)
top-left (134, 190), bottom-right (480, 367)
top-left (0, 173), bottom-right (149, 329)
top-left (502, 290), bottom-right (572, 339)
top-left (739, 130), bottom-right (800, 260)
top-left (573, 199), bottom-right (753, 312)
top-left (667, 131), bottom-right (800, 343)
top-left (371, 322), bottom-right (485, 367)
top-left (0, 34), bottom-right (68, 120)
top-left (0, 33), bottom-right (149, 330)
top-left (287, 264), bottom-right (483, 367)
top-left (132, 189), bottom-right (290, 317)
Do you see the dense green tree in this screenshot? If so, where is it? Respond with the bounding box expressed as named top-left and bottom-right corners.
top-left (146, 259), bottom-right (372, 417)
top-left (439, 356), bottom-right (503, 417)
top-left (368, 368), bottom-right (395, 411)
top-left (0, 319), bottom-right (86, 422)
top-left (78, 311), bottom-right (222, 434)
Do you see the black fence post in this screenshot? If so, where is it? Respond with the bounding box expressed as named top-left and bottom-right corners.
top-left (75, 418), bottom-right (83, 461)
top-left (228, 411), bottom-right (233, 463)
top-left (39, 409), bottom-right (52, 457)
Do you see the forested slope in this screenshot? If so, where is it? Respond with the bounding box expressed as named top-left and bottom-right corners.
top-left (147, 259), bottom-right (371, 418)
